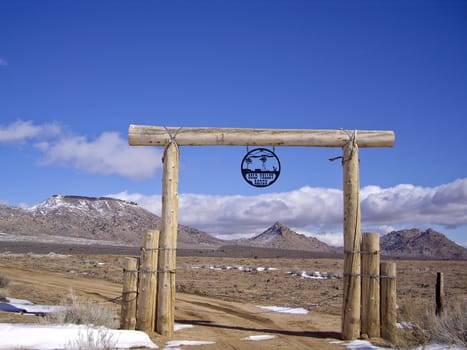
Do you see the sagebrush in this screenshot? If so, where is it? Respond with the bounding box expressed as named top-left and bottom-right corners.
top-left (396, 298), bottom-right (466, 348)
top-left (0, 274), bottom-right (10, 289)
top-left (44, 290), bottom-right (118, 329)
top-left (64, 326), bottom-right (118, 350)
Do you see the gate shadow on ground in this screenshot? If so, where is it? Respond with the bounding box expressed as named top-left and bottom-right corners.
top-left (176, 319), bottom-right (341, 340)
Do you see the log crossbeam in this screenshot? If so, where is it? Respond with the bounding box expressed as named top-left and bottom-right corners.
top-left (128, 125), bottom-right (395, 148)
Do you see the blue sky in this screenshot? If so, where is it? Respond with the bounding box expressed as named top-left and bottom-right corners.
top-left (1, 0), bottom-right (466, 246)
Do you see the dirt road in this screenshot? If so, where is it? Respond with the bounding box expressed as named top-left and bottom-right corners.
top-left (1, 263), bottom-right (344, 349)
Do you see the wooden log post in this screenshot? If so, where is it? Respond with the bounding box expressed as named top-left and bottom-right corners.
top-left (361, 232), bottom-right (380, 338)
top-left (156, 142), bottom-right (179, 337)
top-left (136, 230), bottom-right (160, 333)
top-left (436, 272), bottom-right (444, 316)
top-left (120, 257), bottom-right (139, 330)
top-left (342, 137), bottom-right (361, 340)
top-left (380, 262), bottom-right (397, 343)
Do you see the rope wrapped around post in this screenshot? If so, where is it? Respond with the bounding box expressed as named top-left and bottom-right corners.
top-left (341, 129), bottom-right (362, 340)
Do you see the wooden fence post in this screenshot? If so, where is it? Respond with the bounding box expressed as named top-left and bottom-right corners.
top-left (341, 136), bottom-right (361, 340)
top-left (136, 230), bottom-right (160, 333)
top-left (361, 232), bottom-right (380, 338)
top-left (156, 142), bottom-right (179, 337)
top-left (436, 272), bottom-right (444, 316)
top-left (380, 262), bottom-right (397, 342)
top-left (120, 257), bottom-right (139, 330)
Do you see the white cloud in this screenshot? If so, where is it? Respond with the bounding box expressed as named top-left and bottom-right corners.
top-left (296, 229), bottom-right (344, 247)
top-left (109, 186), bottom-right (349, 241)
top-left (1, 121), bottom-right (162, 180)
top-left (110, 178), bottom-right (467, 244)
top-left (0, 120), bottom-right (60, 143)
top-left (37, 132), bottom-right (163, 180)
top-left (360, 178), bottom-right (467, 227)
top-left (0, 58), bottom-right (7, 66)
top-left (375, 225), bottom-right (397, 235)
top-left (109, 191), bottom-right (162, 214)
top-left (175, 187), bottom-right (343, 236)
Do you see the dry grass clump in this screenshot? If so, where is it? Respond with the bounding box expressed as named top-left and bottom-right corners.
top-left (64, 327), bottom-right (117, 350)
top-left (44, 290), bottom-right (119, 329)
top-left (0, 273), bottom-right (9, 301)
top-left (0, 274), bottom-right (10, 289)
top-left (396, 298), bottom-right (466, 348)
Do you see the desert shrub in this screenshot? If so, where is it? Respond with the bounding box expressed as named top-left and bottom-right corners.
top-left (396, 298), bottom-right (466, 348)
top-left (44, 290), bottom-right (118, 329)
top-left (0, 274), bottom-right (10, 288)
top-left (65, 326), bottom-right (117, 350)
top-left (430, 302), bottom-right (467, 346)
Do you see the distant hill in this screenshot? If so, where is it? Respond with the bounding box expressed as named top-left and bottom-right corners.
top-left (0, 195), bottom-right (223, 249)
top-left (381, 228), bottom-right (467, 260)
top-left (2, 196), bottom-right (464, 260)
top-left (235, 222), bottom-right (338, 253)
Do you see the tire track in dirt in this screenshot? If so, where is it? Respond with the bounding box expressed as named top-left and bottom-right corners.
top-left (186, 300), bottom-right (275, 324)
top-left (0, 265), bottom-right (121, 301)
top-left (175, 293), bottom-right (342, 349)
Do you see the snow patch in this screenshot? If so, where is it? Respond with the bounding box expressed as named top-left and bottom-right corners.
top-left (258, 305), bottom-right (308, 314)
top-left (287, 270), bottom-right (342, 279)
top-left (174, 323), bottom-right (194, 331)
top-left (331, 340), bottom-right (466, 350)
top-left (413, 346), bottom-right (466, 350)
top-left (242, 335), bottom-right (276, 341)
top-left (344, 339), bottom-right (381, 349)
top-left (163, 340), bottom-right (215, 348)
top-left (1, 297), bottom-right (65, 315)
top-left (193, 264), bottom-right (279, 272)
top-left (0, 324), bottom-right (157, 349)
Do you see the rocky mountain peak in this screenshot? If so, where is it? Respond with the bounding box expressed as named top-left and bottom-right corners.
top-left (381, 228), bottom-right (467, 260)
top-left (267, 222), bottom-right (290, 236)
top-left (243, 222), bottom-right (336, 252)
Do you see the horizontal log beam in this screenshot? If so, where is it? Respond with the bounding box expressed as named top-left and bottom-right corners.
top-left (128, 125), bottom-right (395, 148)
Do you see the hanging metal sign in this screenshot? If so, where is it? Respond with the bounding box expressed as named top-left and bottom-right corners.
top-left (241, 147), bottom-right (281, 187)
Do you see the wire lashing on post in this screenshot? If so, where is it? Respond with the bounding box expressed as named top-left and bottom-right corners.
top-left (342, 129), bottom-right (358, 165)
top-left (163, 126), bottom-right (183, 144)
top-left (343, 273), bottom-right (395, 279)
top-left (162, 126), bottom-right (182, 164)
top-left (328, 129), bottom-right (358, 163)
top-left (141, 247), bottom-right (177, 252)
top-left (123, 268), bottom-right (176, 273)
top-left (344, 250), bottom-right (379, 255)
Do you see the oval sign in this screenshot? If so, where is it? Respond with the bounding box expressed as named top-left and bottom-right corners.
top-left (241, 148), bottom-right (281, 188)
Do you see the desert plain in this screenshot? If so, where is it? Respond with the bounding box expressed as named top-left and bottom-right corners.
top-left (0, 242), bottom-right (465, 349)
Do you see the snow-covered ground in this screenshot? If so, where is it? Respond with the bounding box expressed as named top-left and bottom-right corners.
top-left (1, 297), bottom-right (464, 349)
top-left (0, 323), bottom-right (157, 349)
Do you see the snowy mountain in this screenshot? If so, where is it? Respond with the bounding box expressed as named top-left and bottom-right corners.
top-left (0, 195), bottom-right (223, 248)
top-left (27, 195), bottom-right (139, 217)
